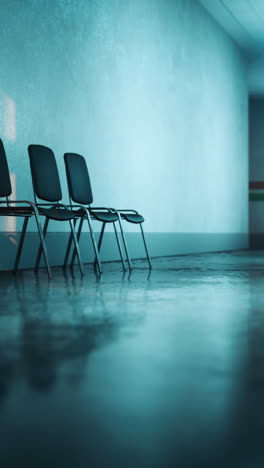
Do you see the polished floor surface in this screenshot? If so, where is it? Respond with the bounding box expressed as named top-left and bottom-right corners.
top-left (1, 250), bottom-right (264, 467)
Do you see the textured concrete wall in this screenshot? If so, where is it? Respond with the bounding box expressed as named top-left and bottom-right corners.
top-left (0, 0), bottom-right (248, 265)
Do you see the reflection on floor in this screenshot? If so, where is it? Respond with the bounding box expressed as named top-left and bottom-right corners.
top-left (0, 250), bottom-right (264, 467)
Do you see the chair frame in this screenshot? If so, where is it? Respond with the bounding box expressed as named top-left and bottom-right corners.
top-left (0, 198), bottom-right (52, 279)
top-left (0, 200), bottom-right (52, 279)
top-left (0, 139), bottom-right (52, 278)
top-left (63, 152), bottom-right (152, 271)
top-left (63, 153), bottom-right (132, 272)
top-left (28, 145), bottom-right (84, 276)
top-left (64, 204), bottom-right (130, 273)
top-left (33, 201), bottom-right (84, 276)
top-left (112, 208), bottom-right (152, 269)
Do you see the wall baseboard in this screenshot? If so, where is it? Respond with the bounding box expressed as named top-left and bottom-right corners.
top-left (0, 231), bottom-right (249, 271)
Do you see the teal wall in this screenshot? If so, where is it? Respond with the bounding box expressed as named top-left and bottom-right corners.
top-left (0, 0), bottom-right (248, 266)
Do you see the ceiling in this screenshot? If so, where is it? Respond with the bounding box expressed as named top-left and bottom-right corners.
top-left (199, 0), bottom-right (264, 94)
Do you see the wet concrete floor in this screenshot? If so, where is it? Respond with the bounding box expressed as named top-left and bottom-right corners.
top-left (1, 250), bottom-right (264, 467)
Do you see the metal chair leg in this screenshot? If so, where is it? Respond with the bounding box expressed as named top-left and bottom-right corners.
top-left (93, 222), bottom-right (105, 269)
top-left (113, 222), bottom-right (126, 271)
top-left (69, 215), bottom-right (103, 274)
top-left (140, 224), bottom-right (152, 269)
top-left (69, 219), bottom-right (84, 276)
top-left (33, 211), bottom-right (52, 279)
top-left (117, 216), bottom-right (132, 270)
top-left (70, 217), bottom-right (83, 267)
top-left (97, 223), bottom-right (105, 251)
top-left (35, 217), bottom-right (49, 272)
top-left (64, 217), bottom-right (77, 268)
top-left (13, 216), bottom-right (29, 273)
top-left (86, 215), bottom-right (102, 274)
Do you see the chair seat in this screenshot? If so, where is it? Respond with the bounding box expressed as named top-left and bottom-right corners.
top-left (39, 207), bottom-right (76, 221)
top-left (90, 210), bottom-right (119, 223)
top-left (121, 213), bottom-right (144, 224)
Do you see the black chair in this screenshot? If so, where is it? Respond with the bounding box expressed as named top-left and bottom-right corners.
top-left (63, 153), bottom-right (130, 272)
top-left (28, 145), bottom-right (84, 276)
top-left (0, 139), bottom-right (52, 278)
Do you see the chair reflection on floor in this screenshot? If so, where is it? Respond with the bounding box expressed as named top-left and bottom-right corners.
top-left (0, 272), bottom-right (132, 395)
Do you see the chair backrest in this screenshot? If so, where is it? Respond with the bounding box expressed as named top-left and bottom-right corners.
top-left (28, 145), bottom-right (62, 202)
top-left (0, 139), bottom-right (12, 198)
top-left (64, 153), bottom-right (93, 205)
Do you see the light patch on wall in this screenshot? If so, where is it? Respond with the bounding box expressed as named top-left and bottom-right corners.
top-left (0, 90), bottom-right (16, 141)
top-left (0, 91), bottom-right (17, 235)
top-left (4, 94), bottom-right (16, 141)
top-left (5, 173), bottom-right (17, 235)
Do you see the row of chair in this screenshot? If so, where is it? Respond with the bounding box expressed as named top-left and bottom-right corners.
top-left (0, 139), bottom-right (152, 279)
